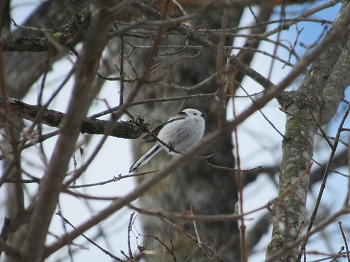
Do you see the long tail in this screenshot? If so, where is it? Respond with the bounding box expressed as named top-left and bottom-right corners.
top-left (129, 145), bottom-right (162, 172)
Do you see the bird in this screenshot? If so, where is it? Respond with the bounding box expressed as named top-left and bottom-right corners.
top-left (129, 108), bottom-right (205, 172)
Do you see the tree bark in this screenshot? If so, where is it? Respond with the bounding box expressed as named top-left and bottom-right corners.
top-left (3, 1), bottom-right (75, 99)
top-left (122, 4), bottom-right (244, 261)
top-left (266, 2), bottom-right (350, 261)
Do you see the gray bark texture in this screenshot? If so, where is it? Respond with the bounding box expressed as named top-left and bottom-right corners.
top-left (123, 7), bottom-right (243, 262)
top-left (3, 1), bottom-right (72, 99)
top-left (266, 2), bottom-right (350, 261)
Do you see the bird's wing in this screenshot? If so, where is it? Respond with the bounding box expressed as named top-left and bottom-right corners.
top-left (142, 123), bottom-right (165, 143)
top-left (142, 112), bottom-right (187, 143)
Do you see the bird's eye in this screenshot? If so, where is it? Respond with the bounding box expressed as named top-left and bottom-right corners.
top-left (193, 113), bottom-right (197, 115)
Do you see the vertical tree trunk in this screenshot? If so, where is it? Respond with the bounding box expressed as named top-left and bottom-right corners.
top-left (124, 6), bottom-right (243, 261)
top-left (266, 2), bottom-right (350, 261)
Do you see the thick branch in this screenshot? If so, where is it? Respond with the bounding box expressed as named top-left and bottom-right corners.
top-left (20, 3), bottom-right (112, 261)
top-left (320, 26), bottom-right (350, 124)
top-left (0, 37), bottom-right (51, 52)
top-left (4, 1), bottom-right (71, 99)
top-left (0, 5), bottom-right (91, 52)
top-left (0, 96), bottom-right (146, 139)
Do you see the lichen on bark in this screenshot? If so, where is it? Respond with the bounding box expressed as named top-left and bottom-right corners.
top-left (266, 2), bottom-right (350, 261)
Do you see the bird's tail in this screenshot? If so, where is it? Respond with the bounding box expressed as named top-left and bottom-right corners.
top-left (129, 145), bottom-right (161, 172)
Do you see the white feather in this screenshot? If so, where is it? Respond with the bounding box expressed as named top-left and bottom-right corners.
top-left (129, 145), bottom-right (161, 172)
top-left (129, 108), bottom-right (205, 172)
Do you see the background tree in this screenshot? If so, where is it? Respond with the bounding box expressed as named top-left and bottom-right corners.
top-left (0, 0), bottom-right (350, 262)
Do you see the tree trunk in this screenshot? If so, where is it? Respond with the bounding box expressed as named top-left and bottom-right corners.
top-left (266, 2), bottom-right (350, 261)
top-left (123, 6), bottom-right (244, 261)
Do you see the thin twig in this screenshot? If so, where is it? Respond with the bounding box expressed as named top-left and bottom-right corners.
top-left (189, 207), bottom-right (212, 260)
top-left (230, 78), bottom-right (248, 261)
top-left (127, 213), bottom-right (135, 260)
top-left (0, 45), bottom-right (24, 215)
top-left (56, 207), bottom-right (74, 262)
top-left (67, 171), bottom-right (155, 189)
top-left (279, 107), bottom-right (312, 121)
top-left (300, 104), bottom-right (350, 258)
top-left (204, 159), bottom-right (262, 172)
top-left (239, 83), bottom-right (284, 138)
top-left (330, 246), bottom-right (345, 262)
top-left (338, 221), bottom-right (350, 262)
top-left (55, 212), bottom-right (123, 261)
top-left (160, 217), bottom-right (226, 262)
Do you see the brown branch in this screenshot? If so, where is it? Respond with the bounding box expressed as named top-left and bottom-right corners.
top-left (55, 211), bottom-right (123, 261)
top-left (159, 217), bottom-right (226, 262)
top-left (0, 46), bottom-right (25, 216)
top-left (0, 37), bottom-right (51, 52)
top-left (20, 3), bottom-right (112, 261)
top-left (0, 96), bottom-right (147, 139)
top-left (0, 0), bottom-right (269, 53)
top-left (1, 5), bottom-right (92, 52)
top-left (0, 238), bottom-right (22, 260)
top-left (338, 221), bottom-right (350, 262)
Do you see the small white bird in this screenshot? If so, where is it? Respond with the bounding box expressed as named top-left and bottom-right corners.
top-left (129, 108), bottom-right (205, 172)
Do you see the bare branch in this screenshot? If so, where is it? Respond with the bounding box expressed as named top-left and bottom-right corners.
top-left (0, 96), bottom-right (147, 139)
top-left (20, 3), bottom-right (112, 261)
